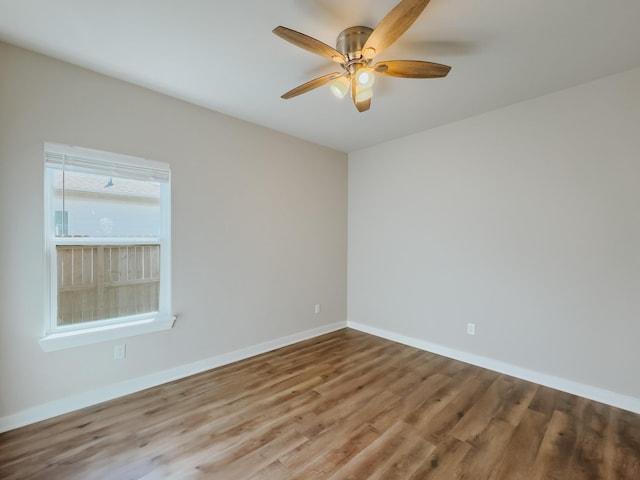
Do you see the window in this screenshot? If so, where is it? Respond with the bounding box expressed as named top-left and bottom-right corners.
top-left (40, 143), bottom-right (174, 351)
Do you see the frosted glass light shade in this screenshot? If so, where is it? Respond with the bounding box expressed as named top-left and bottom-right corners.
top-left (355, 67), bottom-right (375, 88)
top-left (330, 76), bottom-right (349, 98)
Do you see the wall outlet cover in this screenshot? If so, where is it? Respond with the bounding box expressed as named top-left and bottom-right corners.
top-left (114, 344), bottom-right (126, 360)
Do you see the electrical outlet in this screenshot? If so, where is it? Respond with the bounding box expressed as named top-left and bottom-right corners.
top-left (467, 323), bottom-right (476, 336)
top-left (314, 303), bottom-right (321, 314)
top-left (114, 344), bottom-right (126, 360)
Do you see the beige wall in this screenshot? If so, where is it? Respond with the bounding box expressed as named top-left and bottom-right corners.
top-left (0, 41), bottom-right (347, 422)
top-left (349, 67), bottom-right (640, 405)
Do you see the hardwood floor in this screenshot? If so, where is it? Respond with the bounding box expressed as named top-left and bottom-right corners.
top-left (1, 328), bottom-right (639, 479)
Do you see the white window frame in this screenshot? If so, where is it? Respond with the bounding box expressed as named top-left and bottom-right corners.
top-left (40, 143), bottom-right (175, 352)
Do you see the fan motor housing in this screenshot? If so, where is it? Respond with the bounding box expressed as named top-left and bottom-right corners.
top-left (336, 26), bottom-right (373, 61)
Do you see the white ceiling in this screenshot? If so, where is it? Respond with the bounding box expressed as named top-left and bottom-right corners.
top-left (1, 0), bottom-right (639, 153)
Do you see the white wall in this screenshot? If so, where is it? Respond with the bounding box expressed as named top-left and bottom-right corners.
top-left (0, 41), bottom-right (347, 427)
top-left (349, 67), bottom-right (640, 408)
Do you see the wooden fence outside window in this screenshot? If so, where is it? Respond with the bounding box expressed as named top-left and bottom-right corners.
top-left (56, 244), bottom-right (160, 325)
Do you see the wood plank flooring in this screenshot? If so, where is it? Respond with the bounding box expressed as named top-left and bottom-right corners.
top-left (1, 328), bottom-right (639, 479)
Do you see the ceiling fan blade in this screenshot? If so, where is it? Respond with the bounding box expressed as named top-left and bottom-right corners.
top-left (273, 26), bottom-right (346, 64)
top-left (374, 60), bottom-right (451, 78)
top-left (355, 97), bottom-right (371, 112)
top-left (281, 72), bottom-right (343, 99)
top-left (362, 0), bottom-right (431, 60)
top-left (351, 76), bottom-right (371, 113)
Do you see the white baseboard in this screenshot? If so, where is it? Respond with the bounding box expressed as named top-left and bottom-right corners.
top-left (348, 321), bottom-right (640, 415)
top-left (0, 321), bottom-right (347, 433)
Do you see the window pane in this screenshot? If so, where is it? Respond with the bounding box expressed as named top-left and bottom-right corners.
top-left (45, 144), bottom-right (171, 336)
top-left (55, 210), bottom-right (68, 236)
top-left (57, 245), bottom-right (161, 325)
top-left (51, 170), bottom-right (161, 238)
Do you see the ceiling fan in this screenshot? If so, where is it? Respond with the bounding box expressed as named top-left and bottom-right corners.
top-left (273, 0), bottom-right (451, 112)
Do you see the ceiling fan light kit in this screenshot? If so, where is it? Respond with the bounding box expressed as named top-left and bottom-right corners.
top-left (273, 0), bottom-right (451, 112)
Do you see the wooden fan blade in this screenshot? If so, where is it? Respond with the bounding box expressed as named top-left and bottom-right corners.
top-left (351, 76), bottom-right (371, 112)
top-left (355, 97), bottom-right (371, 112)
top-left (362, 0), bottom-right (431, 60)
top-left (273, 26), bottom-right (346, 64)
top-left (374, 60), bottom-right (451, 78)
top-left (281, 72), bottom-right (343, 99)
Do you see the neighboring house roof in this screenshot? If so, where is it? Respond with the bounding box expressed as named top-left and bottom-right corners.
top-left (53, 171), bottom-right (160, 198)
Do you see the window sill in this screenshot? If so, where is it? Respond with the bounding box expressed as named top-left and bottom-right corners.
top-left (39, 315), bottom-right (176, 352)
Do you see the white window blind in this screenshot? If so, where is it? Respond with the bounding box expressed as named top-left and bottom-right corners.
top-left (44, 142), bottom-right (170, 183)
